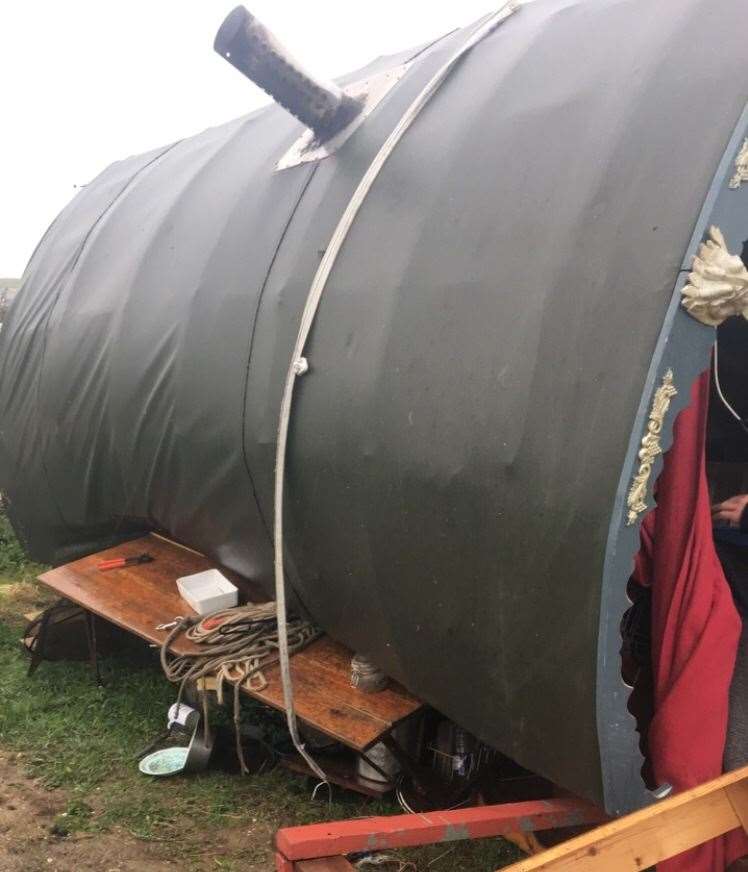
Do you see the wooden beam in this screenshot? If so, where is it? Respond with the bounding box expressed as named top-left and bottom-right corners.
top-left (276, 796), bottom-right (605, 861)
top-left (275, 852), bottom-right (295, 872)
top-left (500, 765), bottom-right (748, 871)
top-left (726, 778), bottom-right (748, 833)
top-left (275, 856), bottom-right (355, 872)
top-left (295, 859), bottom-right (356, 871)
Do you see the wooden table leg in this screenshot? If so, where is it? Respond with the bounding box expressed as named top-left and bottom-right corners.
top-left (84, 611), bottom-right (103, 686)
top-left (27, 606), bottom-right (53, 677)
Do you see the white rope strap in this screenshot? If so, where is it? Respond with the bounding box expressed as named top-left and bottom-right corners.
top-left (272, 3), bottom-right (519, 785)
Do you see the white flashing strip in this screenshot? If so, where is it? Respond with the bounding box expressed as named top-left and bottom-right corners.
top-left (276, 63), bottom-right (411, 171)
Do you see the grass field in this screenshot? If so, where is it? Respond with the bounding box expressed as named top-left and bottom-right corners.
top-left (0, 515), bottom-right (522, 871)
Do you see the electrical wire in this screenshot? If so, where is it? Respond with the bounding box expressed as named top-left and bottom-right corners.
top-left (272, 0), bottom-right (520, 790)
top-left (713, 337), bottom-right (748, 434)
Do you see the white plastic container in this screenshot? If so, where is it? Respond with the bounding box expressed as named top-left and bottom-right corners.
top-left (176, 569), bottom-right (238, 615)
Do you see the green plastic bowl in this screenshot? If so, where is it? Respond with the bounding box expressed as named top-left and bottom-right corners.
top-left (138, 746), bottom-right (189, 776)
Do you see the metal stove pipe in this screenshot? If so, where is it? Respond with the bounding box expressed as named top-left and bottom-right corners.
top-left (214, 6), bottom-right (362, 141)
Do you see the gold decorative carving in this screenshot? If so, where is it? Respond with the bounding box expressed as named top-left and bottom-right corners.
top-left (681, 226), bottom-right (748, 326)
top-left (729, 139), bottom-right (748, 189)
top-left (626, 369), bottom-right (678, 526)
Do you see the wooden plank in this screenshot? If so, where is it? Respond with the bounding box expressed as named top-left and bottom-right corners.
top-left (38, 535), bottom-right (423, 751)
top-left (295, 858), bottom-right (355, 871)
top-left (281, 754), bottom-right (394, 798)
top-left (500, 764), bottom-right (748, 871)
top-left (37, 534), bottom-right (261, 656)
top-left (726, 777), bottom-right (748, 833)
top-left (275, 851), bottom-right (296, 872)
top-left (276, 797), bottom-right (606, 861)
top-left (251, 637), bottom-right (422, 751)
top-left (292, 640), bottom-right (421, 724)
top-left (504, 830), bottom-right (546, 856)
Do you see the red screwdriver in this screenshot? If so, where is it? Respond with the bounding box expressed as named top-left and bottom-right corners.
top-left (97, 553), bottom-right (154, 572)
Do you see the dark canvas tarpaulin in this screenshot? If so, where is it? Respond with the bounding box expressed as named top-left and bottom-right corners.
top-left (2, 0), bottom-right (748, 812)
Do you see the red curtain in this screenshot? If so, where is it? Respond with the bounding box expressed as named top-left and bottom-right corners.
top-left (633, 371), bottom-right (748, 870)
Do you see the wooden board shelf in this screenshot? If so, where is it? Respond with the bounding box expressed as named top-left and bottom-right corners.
top-left (37, 534), bottom-right (423, 752)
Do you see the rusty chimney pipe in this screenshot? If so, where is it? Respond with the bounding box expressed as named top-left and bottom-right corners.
top-left (214, 6), bottom-right (363, 142)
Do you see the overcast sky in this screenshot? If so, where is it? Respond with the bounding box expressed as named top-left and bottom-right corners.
top-left (0, 0), bottom-right (512, 278)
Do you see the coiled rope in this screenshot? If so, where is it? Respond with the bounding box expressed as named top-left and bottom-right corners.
top-left (160, 603), bottom-right (320, 773)
top-left (272, 2), bottom-right (519, 785)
